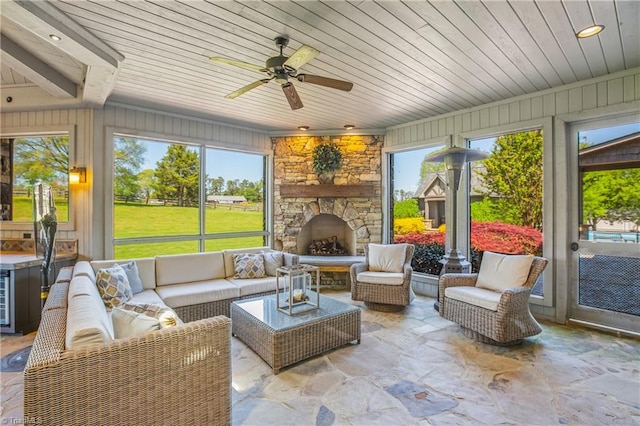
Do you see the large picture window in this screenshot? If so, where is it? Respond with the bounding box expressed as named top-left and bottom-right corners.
top-left (469, 130), bottom-right (545, 295)
top-left (112, 134), bottom-right (266, 259)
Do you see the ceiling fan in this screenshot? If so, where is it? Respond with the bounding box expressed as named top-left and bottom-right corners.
top-left (210, 37), bottom-right (353, 110)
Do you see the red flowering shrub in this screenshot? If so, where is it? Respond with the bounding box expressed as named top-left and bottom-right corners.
top-left (395, 232), bottom-right (444, 245)
top-left (394, 222), bottom-right (543, 274)
top-left (470, 222), bottom-right (542, 255)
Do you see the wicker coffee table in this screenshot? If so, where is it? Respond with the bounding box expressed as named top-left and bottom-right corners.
top-left (231, 292), bottom-right (361, 374)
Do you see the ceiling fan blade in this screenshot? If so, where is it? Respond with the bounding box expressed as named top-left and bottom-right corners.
top-left (283, 44), bottom-right (319, 70)
top-left (296, 74), bottom-right (354, 92)
top-left (210, 56), bottom-right (266, 73)
top-left (225, 79), bottom-right (271, 99)
top-left (281, 82), bottom-right (303, 110)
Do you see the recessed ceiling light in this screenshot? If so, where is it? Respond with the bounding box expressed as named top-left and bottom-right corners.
top-left (343, 124), bottom-right (355, 130)
top-left (298, 125), bottom-right (309, 131)
top-left (576, 24), bottom-right (604, 39)
top-left (49, 34), bottom-right (62, 41)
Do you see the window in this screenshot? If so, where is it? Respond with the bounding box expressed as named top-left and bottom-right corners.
top-left (390, 144), bottom-right (447, 276)
top-left (1, 134), bottom-right (69, 223)
top-left (469, 129), bottom-right (544, 295)
top-left (112, 134), bottom-right (266, 259)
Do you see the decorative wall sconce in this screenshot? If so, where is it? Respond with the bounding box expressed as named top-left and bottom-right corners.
top-left (69, 166), bottom-right (86, 184)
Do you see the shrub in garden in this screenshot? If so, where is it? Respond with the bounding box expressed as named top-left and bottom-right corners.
top-left (395, 222), bottom-right (542, 275)
top-left (470, 222), bottom-right (542, 256)
top-left (393, 217), bottom-right (425, 235)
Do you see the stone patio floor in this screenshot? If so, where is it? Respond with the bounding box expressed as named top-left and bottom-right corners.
top-left (2, 291), bottom-right (639, 425)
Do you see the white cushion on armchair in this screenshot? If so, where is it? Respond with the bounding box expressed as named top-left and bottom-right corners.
top-left (356, 271), bottom-right (405, 285)
top-left (368, 243), bottom-right (407, 273)
top-left (475, 251), bottom-right (534, 292)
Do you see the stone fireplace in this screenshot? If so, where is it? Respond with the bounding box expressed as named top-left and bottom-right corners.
top-left (272, 135), bottom-right (384, 256)
top-left (298, 214), bottom-right (355, 256)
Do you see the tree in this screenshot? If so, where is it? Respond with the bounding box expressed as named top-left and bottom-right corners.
top-left (420, 158), bottom-right (445, 181)
top-left (477, 130), bottom-right (543, 229)
top-left (583, 168), bottom-right (640, 229)
top-left (13, 136), bottom-right (69, 191)
top-left (225, 179), bottom-right (240, 196)
top-left (207, 176), bottom-right (225, 195)
top-left (394, 198), bottom-right (420, 218)
top-left (154, 144), bottom-right (199, 206)
top-left (114, 137), bottom-right (145, 202)
top-left (137, 169), bottom-right (156, 204)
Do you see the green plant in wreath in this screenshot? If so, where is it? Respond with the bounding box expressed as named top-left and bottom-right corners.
top-left (312, 143), bottom-right (343, 174)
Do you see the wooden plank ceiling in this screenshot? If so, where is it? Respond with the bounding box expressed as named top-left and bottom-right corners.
top-left (2, 0), bottom-right (639, 132)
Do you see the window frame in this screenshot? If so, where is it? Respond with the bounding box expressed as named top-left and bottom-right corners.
top-left (106, 127), bottom-right (272, 258)
top-left (0, 124), bottom-right (76, 231)
top-left (458, 117), bottom-right (554, 307)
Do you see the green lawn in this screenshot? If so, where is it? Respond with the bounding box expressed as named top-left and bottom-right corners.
top-left (11, 196), bottom-right (69, 222)
top-left (113, 202), bottom-right (264, 259)
top-left (114, 202), bottom-right (263, 238)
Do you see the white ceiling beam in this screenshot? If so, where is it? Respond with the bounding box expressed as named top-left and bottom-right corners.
top-left (1, 84), bottom-right (83, 111)
top-left (2, 0), bottom-right (124, 106)
top-left (0, 34), bottom-right (76, 98)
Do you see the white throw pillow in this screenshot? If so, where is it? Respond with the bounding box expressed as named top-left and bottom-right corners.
top-left (475, 251), bottom-right (535, 292)
top-left (368, 243), bottom-right (406, 273)
top-left (111, 307), bottom-right (161, 339)
top-left (116, 261), bottom-right (144, 294)
top-left (261, 251), bottom-right (284, 276)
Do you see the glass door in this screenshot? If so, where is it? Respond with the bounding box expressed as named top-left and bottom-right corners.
top-left (569, 120), bottom-right (640, 334)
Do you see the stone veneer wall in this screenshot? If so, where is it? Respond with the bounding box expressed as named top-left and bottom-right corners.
top-left (272, 135), bottom-right (384, 255)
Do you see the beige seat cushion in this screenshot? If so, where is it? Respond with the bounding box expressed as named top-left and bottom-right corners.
top-left (476, 251), bottom-right (534, 292)
top-left (226, 276), bottom-right (278, 296)
top-left (155, 252), bottom-right (225, 286)
top-left (356, 271), bottom-right (405, 285)
top-left (129, 289), bottom-right (168, 308)
top-left (71, 261), bottom-right (96, 282)
top-left (445, 286), bottom-right (502, 311)
top-left (66, 293), bottom-right (114, 349)
top-left (68, 275), bottom-right (101, 299)
top-left (368, 244), bottom-right (406, 273)
top-left (154, 279), bottom-right (240, 308)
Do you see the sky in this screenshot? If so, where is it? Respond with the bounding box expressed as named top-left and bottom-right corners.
top-left (140, 140), bottom-right (264, 183)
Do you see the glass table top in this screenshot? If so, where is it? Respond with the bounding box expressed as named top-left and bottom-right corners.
top-left (233, 292), bottom-right (359, 331)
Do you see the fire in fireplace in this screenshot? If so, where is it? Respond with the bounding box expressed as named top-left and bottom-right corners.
top-left (308, 236), bottom-right (348, 256)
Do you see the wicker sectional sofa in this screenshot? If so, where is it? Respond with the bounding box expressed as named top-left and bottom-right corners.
top-left (24, 247), bottom-right (297, 426)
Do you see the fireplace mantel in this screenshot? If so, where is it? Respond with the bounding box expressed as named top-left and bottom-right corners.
top-left (279, 184), bottom-right (375, 198)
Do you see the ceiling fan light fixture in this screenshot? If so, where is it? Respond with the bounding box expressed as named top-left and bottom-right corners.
top-left (343, 124), bottom-right (355, 130)
top-left (298, 125), bottom-right (310, 131)
top-left (576, 24), bottom-right (604, 39)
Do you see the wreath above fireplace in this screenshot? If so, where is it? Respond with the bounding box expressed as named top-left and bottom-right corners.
top-left (312, 142), bottom-right (343, 175)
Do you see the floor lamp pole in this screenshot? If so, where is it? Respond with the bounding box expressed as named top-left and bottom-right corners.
top-left (424, 147), bottom-right (488, 312)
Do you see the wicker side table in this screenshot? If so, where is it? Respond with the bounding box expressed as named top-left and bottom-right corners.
top-left (231, 293), bottom-right (360, 374)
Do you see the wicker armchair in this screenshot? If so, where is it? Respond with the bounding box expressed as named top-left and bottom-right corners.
top-left (439, 255), bottom-right (548, 346)
top-left (351, 243), bottom-right (415, 312)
